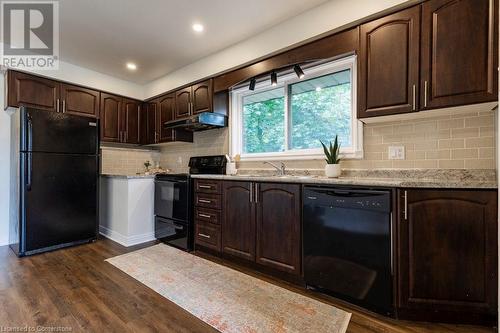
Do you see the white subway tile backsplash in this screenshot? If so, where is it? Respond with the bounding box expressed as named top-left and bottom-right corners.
top-left (144, 109), bottom-right (497, 172)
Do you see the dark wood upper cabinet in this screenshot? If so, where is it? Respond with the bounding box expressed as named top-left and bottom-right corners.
top-left (255, 183), bottom-right (301, 275)
top-left (175, 87), bottom-right (192, 119)
top-left (358, 6), bottom-right (420, 118)
top-left (421, 0), bottom-right (498, 109)
top-left (60, 83), bottom-right (99, 118)
top-left (191, 79), bottom-right (213, 114)
top-left (139, 103), bottom-right (149, 145)
top-left (7, 71), bottom-right (60, 112)
top-left (222, 181), bottom-right (256, 261)
top-left (100, 93), bottom-right (122, 143)
top-left (397, 189), bottom-right (498, 324)
top-left (158, 94), bottom-right (175, 142)
top-left (122, 98), bottom-right (140, 144)
top-left (146, 102), bottom-right (158, 144)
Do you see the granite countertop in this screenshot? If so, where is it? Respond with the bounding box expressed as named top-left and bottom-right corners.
top-left (101, 174), bottom-right (156, 179)
top-left (190, 169), bottom-right (497, 189)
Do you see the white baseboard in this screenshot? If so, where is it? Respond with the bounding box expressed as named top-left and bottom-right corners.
top-left (99, 225), bottom-right (155, 247)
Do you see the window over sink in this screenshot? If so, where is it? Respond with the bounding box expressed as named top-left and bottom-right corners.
top-left (230, 55), bottom-right (362, 161)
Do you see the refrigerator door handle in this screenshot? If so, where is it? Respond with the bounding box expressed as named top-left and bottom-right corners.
top-left (27, 113), bottom-right (33, 151)
top-left (26, 153), bottom-right (32, 191)
top-left (25, 113), bottom-right (33, 191)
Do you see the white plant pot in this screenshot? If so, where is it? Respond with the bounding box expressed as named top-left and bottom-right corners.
top-left (325, 164), bottom-right (341, 178)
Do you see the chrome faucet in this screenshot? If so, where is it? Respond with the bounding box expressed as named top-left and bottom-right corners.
top-left (263, 161), bottom-right (286, 176)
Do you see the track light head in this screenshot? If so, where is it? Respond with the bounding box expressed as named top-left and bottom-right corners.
top-left (271, 72), bottom-right (278, 86)
top-left (249, 78), bottom-right (256, 91)
top-left (293, 65), bottom-right (305, 79)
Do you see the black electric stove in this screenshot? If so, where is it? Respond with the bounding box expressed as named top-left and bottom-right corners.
top-left (154, 156), bottom-right (227, 251)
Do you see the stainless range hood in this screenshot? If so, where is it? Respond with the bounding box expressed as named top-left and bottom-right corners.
top-left (164, 112), bottom-right (228, 132)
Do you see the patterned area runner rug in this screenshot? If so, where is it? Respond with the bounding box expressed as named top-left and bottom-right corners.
top-left (106, 244), bottom-right (351, 333)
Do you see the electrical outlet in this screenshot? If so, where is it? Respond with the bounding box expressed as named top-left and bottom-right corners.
top-left (177, 156), bottom-right (183, 165)
top-left (388, 146), bottom-right (405, 160)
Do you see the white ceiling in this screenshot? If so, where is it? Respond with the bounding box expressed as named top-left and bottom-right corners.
top-left (57, 0), bottom-right (330, 84)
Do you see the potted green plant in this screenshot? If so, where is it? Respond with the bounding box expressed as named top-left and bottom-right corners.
top-left (320, 136), bottom-right (342, 178)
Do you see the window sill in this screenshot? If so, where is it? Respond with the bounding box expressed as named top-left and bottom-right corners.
top-left (239, 150), bottom-right (363, 162)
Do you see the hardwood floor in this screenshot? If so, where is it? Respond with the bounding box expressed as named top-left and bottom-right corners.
top-left (0, 238), bottom-right (495, 333)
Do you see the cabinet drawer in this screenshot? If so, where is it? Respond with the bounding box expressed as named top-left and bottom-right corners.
top-left (195, 193), bottom-right (221, 209)
top-left (195, 221), bottom-right (221, 252)
top-left (195, 207), bottom-right (221, 225)
top-left (194, 179), bottom-right (222, 194)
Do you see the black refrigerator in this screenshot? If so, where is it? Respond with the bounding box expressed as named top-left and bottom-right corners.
top-left (9, 107), bottom-right (100, 256)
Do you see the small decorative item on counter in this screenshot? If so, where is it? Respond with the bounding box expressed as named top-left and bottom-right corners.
top-left (320, 135), bottom-right (342, 178)
top-left (144, 160), bottom-right (152, 175)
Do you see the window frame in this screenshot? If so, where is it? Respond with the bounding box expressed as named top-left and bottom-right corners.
top-left (230, 55), bottom-right (363, 161)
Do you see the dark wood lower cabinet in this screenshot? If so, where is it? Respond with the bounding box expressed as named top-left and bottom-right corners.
top-left (255, 183), bottom-right (301, 275)
top-left (219, 181), bottom-right (302, 276)
top-left (397, 189), bottom-right (498, 325)
top-left (222, 181), bottom-right (255, 261)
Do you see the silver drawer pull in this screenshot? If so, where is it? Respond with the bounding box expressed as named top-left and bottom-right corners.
top-left (199, 213), bottom-right (211, 218)
top-left (198, 199), bottom-right (212, 204)
top-left (198, 185), bottom-right (213, 189)
top-left (198, 233), bottom-right (211, 239)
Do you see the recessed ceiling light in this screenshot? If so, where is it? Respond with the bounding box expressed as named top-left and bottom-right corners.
top-left (126, 62), bottom-right (137, 70)
top-left (192, 23), bottom-right (204, 33)
top-left (315, 87), bottom-right (322, 92)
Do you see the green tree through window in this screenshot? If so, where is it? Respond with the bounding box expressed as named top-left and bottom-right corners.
top-left (237, 62), bottom-right (355, 156)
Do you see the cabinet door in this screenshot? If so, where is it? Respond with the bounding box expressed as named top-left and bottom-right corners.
top-left (421, 0), bottom-right (498, 109)
top-left (256, 183), bottom-right (301, 275)
top-left (60, 83), bottom-right (99, 118)
top-left (158, 94), bottom-right (175, 142)
top-left (7, 71), bottom-right (60, 112)
top-left (122, 98), bottom-right (140, 144)
top-left (398, 189), bottom-right (497, 323)
top-left (147, 102), bottom-right (158, 144)
top-left (358, 6), bottom-right (420, 118)
top-left (139, 103), bottom-right (149, 145)
top-left (222, 181), bottom-right (256, 261)
top-left (100, 93), bottom-right (122, 142)
top-left (192, 79), bottom-right (213, 114)
top-left (175, 87), bottom-right (192, 119)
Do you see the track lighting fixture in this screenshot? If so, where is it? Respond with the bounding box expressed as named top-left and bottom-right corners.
top-left (293, 65), bottom-right (305, 79)
top-left (271, 72), bottom-right (277, 86)
top-left (249, 78), bottom-right (256, 91)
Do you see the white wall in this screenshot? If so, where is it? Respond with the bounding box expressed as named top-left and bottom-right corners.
top-left (143, 0), bottom-right (410, 98)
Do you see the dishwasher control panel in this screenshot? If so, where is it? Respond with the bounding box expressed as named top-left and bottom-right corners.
top-left (304, 187), bottom-right (391, 212)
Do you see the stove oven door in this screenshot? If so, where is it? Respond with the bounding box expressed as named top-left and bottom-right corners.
top-left (154, 178), bottom-right (189, 221)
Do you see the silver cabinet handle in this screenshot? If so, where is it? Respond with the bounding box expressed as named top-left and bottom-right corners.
top-left (403, 190), bottom-right (408, 220)
top-left (412, 84), bottom-right (416, 111)
top-left (249, 183), bottom-right (253, 203)
top-left (198, 213), bottom-right (211, 219)
top-left (424, 81), bottom-right (428, 108)
top-left (56, 98), bottom-right (60, 112)
top-left (198, 185), bottom-right (212, 189)
top-left (198, 199), bottom-right (211, 204)
top-left (254, 183), bottom-right (259, 203)
top-left (198, 233), bottom-right (211, 239)
top-left (62, 99), bottom-right (66, 113)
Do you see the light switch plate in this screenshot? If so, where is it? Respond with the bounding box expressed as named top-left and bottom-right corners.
top-left (388, 146), bottom-right (405, 160)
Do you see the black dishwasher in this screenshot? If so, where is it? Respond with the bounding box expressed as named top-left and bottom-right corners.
top-left (303, 186), bottom-right (393, 315)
